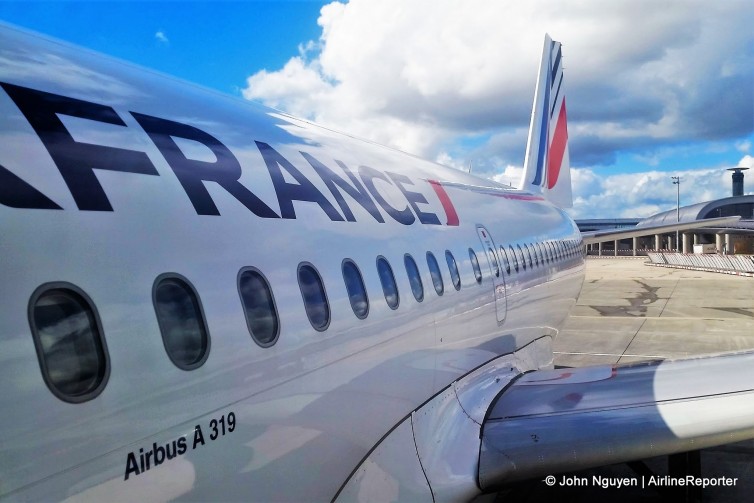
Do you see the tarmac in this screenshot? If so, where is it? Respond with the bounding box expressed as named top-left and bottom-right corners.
top-left (555, 257), bottom-right (754, 367)
top-left (490, 257), bottom-right (754, 503)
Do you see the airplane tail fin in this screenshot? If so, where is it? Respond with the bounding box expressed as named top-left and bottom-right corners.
top-left (519, 34), bottom-right (572, 208)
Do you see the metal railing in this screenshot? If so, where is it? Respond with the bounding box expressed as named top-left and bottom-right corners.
top-left (646, 252), bottom-right (754, 276)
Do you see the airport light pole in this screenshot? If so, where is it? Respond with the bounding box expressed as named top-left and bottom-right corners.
top-left (671, 176), bottom-right (680, 252)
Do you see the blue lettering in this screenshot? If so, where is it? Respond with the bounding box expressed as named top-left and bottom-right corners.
top-left (387, 172), bottom-right (441, 225)
top-left (1, 82), bottom-right (158, 212)
top-left (359, 166), bottom-right (415, 225)
top-left (133, 113), bottom-right (279, 218)
top-left (2, 83), bottom-right (458, 227)
top-left (302, 153), bottom-right (384, 223)
top-left (256, 142), bottom-right (344, 221)
top-left (0, 163), bottom-right (61, 210)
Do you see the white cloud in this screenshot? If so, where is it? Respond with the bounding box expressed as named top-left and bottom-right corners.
top-left (244, 0), bottom-right (752, 153)
top-left (738, 155), bottom-right (754, 169)
top-left (565, 165), bottom-right (750, 219)
top-left (155, 31), bottom-right (169, 44)
top-left (490, 166), bottom-right (524, 188)
top-left (434, 151), bottom-right (466, 171)
top-left (241, 0), bottom-right (754, 217)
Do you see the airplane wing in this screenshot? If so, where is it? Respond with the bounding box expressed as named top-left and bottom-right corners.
top-left (336, 342), bottom-right (754, 501)
top-left (479, 351), bottom-right (754, 489)
top-left (580, 215), bottom-right (741, 245)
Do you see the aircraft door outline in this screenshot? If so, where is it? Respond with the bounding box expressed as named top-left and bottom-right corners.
top-left (476, 225), bottom-right (507, 324)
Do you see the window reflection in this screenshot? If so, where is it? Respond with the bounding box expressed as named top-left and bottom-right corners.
top-left (517, 244), bottom-right (526, 270)
top-left (31, 287), bottom-right (108, 401)
top-left (426, 252), bottom-right (444, 295)
top-left (239, 268), bottom-right (279, 346)
top-left (500, 246), bottom-right (511, 274)
top-left (377, 257), bottom-right (399, 309)
top-left (342, 260), bottom-right (369, 319)
top-left (445, 250), bottom-right (461, 291)
top-left (404, 254), bottom-right (424, 302)
top-left (298, 264), bottom-right (330, 331)
top-left (154, 276), bottom-right (209, 369)
top-left (488, 247), bottom-right (500, 277)
top-left (525, 244), bottom-right (534, 268)
top-left (469, 248), bottom-right (483, 283)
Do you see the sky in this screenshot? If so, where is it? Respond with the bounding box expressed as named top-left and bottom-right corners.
top-left (1, 0), bottom-right (753, 219)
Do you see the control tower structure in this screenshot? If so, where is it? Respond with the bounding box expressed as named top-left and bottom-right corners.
top-left (727, 167), bottom-right (749, 197)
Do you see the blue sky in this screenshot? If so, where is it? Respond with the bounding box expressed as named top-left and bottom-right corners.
top-left (2, 0), bottom-right (753, 218)
top-left (0, 1), bottom-right (326, 94)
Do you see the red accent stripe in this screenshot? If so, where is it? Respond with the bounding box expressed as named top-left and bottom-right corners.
top-left (499, 193), bottom-right (545, 201)
top-left (464, 187), bottom-right (545, 201)
top-left (547, 99), bottom-right (568, 189)
top-left (427, 180), bottom-right (459, 226)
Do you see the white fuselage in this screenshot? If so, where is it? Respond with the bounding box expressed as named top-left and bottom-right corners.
top-left (0, 25), bottom-right (584, 501)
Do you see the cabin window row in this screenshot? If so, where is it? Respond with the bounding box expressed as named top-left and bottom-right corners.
top-left (469, 237), bottom-right (583, 281)
top-left (27, 248), bottom-right (474, 403)
top-left (497, 238), bottom-right (583, 276)
top-left (28, 239), bottom-right (583, 403)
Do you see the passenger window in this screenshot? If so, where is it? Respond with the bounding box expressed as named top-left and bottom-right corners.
top-left (517, 244), bottom-right (526, 271)
top-left (342, 259), bottom-right (369, 319)
top-left (509, 245), bottom-right (519, 272)
top-left (469, 248), bottom-right (483, 283)
top-left (404, 254), bottom-right (424, 302)
top-left (525, 244), bottom-right (534, 268)
top-left (527, 244), bottom-right (533, 267)
top-left (238, 268), bottom-right (279, 347)
top-left (426, 252), bottom-right (444, 296)
top-left (153, 275), bottom-right (210, 371)
top-left (298, 263), bottom-right (330, 331)
top-left (529, 244), bottom-right (536, 266)
top-left (488, 247), bottom-right (500, 277)
top-left (499, 246), bottom-right (510, 274)
top-left (377, 256), bottom-right (400, 309)
top-left (29, 284), bottom-right (109, 403)
top-left (445, 250), bottom-right (462, 291)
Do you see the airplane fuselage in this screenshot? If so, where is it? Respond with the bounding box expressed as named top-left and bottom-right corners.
top-left (0, 25), bottom-right (584, 500)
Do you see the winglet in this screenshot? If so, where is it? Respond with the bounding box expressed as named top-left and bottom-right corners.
top-left (520, 35), bottom-right (573, 208)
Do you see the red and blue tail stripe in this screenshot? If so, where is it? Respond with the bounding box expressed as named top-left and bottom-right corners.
top-left (521, 35), bottom-right (572, 208)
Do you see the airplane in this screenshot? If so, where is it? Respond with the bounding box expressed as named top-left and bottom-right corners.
top-left (1, 22), bottom-right (751, 502)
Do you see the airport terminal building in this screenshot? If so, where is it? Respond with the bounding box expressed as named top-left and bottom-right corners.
top-left (579, 195), bottom-right (754, 256)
